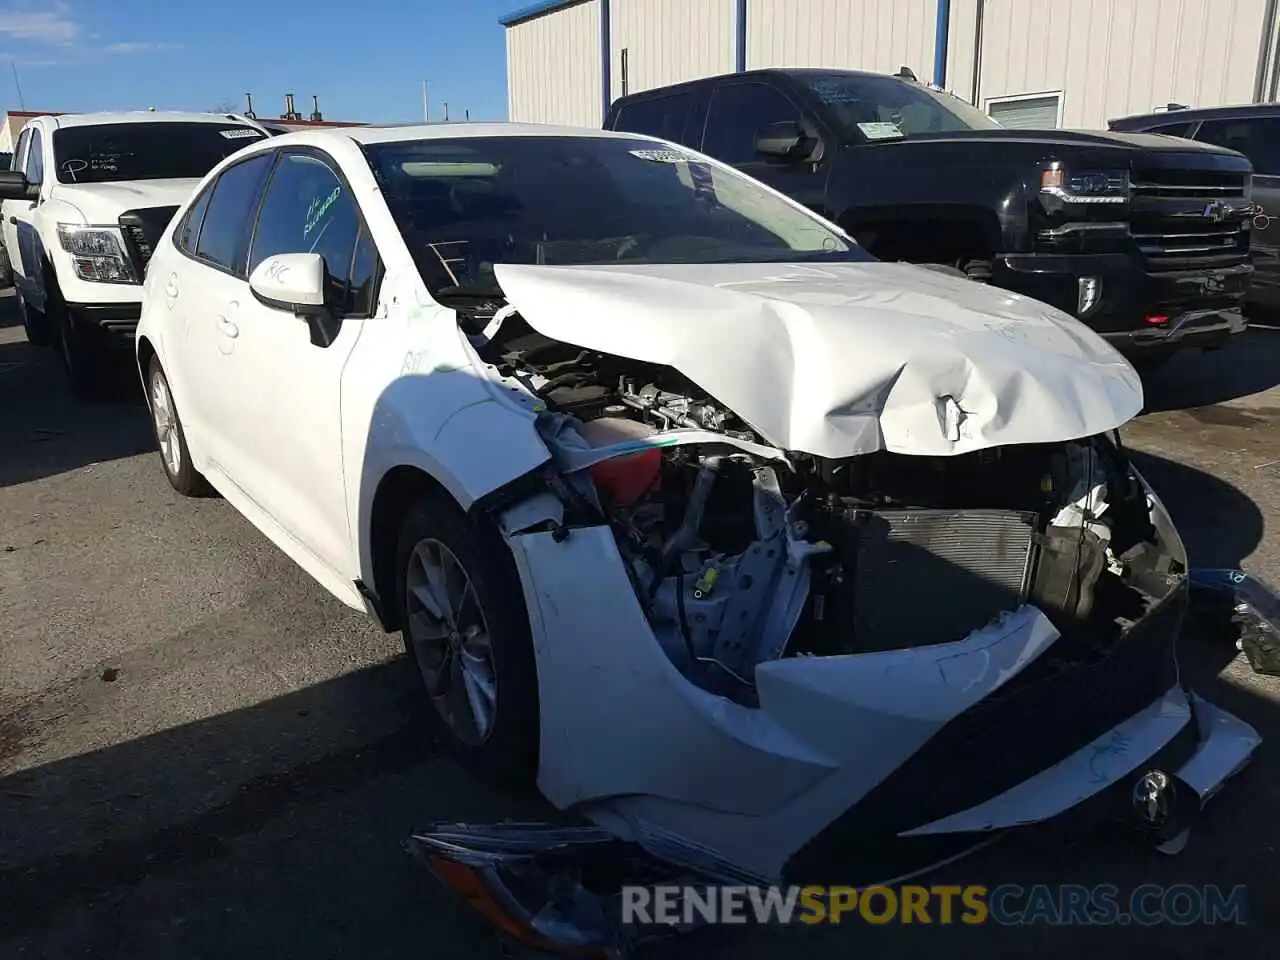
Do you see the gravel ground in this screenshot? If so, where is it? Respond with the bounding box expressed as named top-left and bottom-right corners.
top-left (0, 289), bottom-right (1277, 959)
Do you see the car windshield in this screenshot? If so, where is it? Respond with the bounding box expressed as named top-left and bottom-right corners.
top-left (52, 122), bottom-right (267, 184)
top-left (363, 135), bottom-right (871, 296)
top-left (799, 73), bottom-right (1001, 141)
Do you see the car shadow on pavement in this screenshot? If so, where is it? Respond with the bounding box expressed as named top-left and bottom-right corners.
top-left (1126, 450), bottom-right (1265, 571)
top-left (0, 657), bottom-right (554, 960)
top-left (1141, 327), bottom-right (1280, 413)
top-left (0, 333), bottom-right (153, 490)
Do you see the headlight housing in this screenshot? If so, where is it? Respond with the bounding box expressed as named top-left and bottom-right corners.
top-left (1040, 165), bottom-right (1130, 204)
top-left (56, 224), bottom-right (139, 284)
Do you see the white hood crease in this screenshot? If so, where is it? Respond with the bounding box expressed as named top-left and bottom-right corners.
top-left (493, 261), bottom-right (1144, 458)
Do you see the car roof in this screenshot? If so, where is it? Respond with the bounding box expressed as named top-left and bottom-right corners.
top-left (40, 111), bottom-right (259, 130)
top-left (1111, 102), bottom-right (1280, 128)
top-left (265, 122), bottom-right (658, 147)
top-left (608, 67), bottom-right (896, 103)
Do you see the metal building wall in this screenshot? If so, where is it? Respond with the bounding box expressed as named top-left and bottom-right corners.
top-left (609, 0), bottom-right (736, 100)
top-left (746, 0), bottom-right (938, 80)
top-left (949, 0), bottom-right (1270, 129)
top-left (505, 0), bottom-right (602, 126)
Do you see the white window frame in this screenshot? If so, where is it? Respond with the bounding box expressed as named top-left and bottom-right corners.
top-left (984, 90), bottom-right (1066, 128)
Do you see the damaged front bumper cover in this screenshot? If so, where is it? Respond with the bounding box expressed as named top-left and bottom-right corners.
top-left (407, 567), bottom-right (1267, 957)
top-left (408, 682), bottom-right (1257, 957)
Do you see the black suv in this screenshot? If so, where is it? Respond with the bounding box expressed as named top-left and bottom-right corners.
top-left (606, 69), bottom-right (1256, 363)
top-left (1111, 102), bottom-right (1278, 311)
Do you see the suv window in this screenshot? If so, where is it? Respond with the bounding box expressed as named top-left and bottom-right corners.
top-left (194, 153), bottom-right (274, 272)
top-left (613, 91), bottom-right (699, 146)
top-left (1194, 117), bottom-right (1280, 175)
top-left (1145, 121), bottom-right (1196, 138)
top-left (12, 129), bottom-right (28, 173)
top-left (25, 129), bottom-right (44, 185)
top-left (702, 83), bottom-right (805, 165)
top-left (249, 151), bottom-right (373, 314)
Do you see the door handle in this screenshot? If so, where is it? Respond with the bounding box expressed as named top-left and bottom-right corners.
top-left (216, 316), bottom-right (239, 339)
top-left (164, 273), bottom-right (178, 298)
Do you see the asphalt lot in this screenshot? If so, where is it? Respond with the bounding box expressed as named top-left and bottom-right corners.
top-left (0, 287), bottom-right (1278, 959)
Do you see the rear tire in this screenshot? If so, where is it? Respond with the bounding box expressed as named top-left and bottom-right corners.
top-left (147, 357), bottom-right (213, 497)
top-left (395, 493), bottom-right (539, 785)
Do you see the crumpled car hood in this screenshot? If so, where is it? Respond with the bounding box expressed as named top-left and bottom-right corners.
top-left (493, 260), bottom-right (1143, 458)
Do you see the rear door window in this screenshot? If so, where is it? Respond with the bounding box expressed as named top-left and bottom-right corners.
top-left (1144, 121), bottom-right (1196, 137)
top-left (613, 91), bottom-right (697, 145)
top-left (24, 129), bottom-right (44, 185)
top-left (1194, 117), bottom-right (1280, 175)
top-left (194, 153), bottom-right (275, 273)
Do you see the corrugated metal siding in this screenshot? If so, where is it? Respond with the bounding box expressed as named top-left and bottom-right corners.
top-left (505, 0), bottom-right (602, 126)
top-left (610, 0), bottom-right (735, 99)
top-left (975, 0), bottom-right (1269, 128)
top-left (746, 0), bottom-right (936, 78)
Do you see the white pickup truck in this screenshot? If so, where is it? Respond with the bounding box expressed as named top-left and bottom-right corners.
top-left (0, 111), bottom-right (269, 398)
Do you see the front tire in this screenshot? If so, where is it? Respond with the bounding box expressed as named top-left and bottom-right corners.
top-left (147, 358), bottom-right (212, 497)
top-left (395, 494), bottom-right (539, 785)
top-left (17, 291), bottom-right (53, 347)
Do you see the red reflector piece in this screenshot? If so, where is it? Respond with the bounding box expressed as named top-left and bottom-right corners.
top-left (589, 450), bottom-right (661, 505)
top-left (1145, 314), bottom-right (1170, 326)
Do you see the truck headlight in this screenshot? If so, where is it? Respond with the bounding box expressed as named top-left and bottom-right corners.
top-left (56, 224), bottom-right (139, 284)
top-left (1041, 166), bottom-right (1129, 204)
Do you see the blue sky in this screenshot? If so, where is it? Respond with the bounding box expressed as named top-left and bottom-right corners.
top-left (0, 0), bottom-right (521, 123)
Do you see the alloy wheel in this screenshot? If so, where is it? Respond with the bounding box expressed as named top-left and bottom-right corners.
top-left (405, 537), bottom-right (498, 745)
top-left (150, 371), bottom-right (182, 477)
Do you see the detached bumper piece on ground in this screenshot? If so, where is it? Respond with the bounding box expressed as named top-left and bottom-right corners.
top-left (1190, 568), bottom-right (1280, 677)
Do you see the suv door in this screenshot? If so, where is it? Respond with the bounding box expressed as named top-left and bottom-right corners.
top-left (699, 79), bottom-right (830, 215)
top-left (1193, 115), bottom-right (1280, 306)
top-left (1, 128), bottom-right (30, 283)
top-left (217, 148), bottom-right (380, 578)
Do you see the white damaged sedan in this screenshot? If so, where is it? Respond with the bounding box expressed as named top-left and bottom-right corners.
top-left (136, 123), bottom-right (1260, 944)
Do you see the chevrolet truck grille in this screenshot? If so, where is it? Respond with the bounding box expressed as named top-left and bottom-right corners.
top-left (1130, 167), bottom-right (1251, 271)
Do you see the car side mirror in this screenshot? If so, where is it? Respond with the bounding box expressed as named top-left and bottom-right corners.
top-left (0, 170), bottom-right (39, 201)
top-left (248, 252), bottom-right (342, 347)
top-left (754, 120), bottom-right (814, 161)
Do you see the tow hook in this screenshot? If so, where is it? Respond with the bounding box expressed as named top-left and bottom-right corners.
top-left (1128, 768), bottom-right (1199, 854)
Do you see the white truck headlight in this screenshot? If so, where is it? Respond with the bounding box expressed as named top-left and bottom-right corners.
top-left (56, 224), bottom-right (139, 284)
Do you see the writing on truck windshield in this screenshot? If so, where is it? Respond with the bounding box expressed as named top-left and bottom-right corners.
top-left (364, 135), bottom-right (872, 296)
top-left (52, 122), bottom-right (266, 184)
top-left (802, 74), bottom-right (1001, 141)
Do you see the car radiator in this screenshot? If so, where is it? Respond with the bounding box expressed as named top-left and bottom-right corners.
top-left (840, 508), bottom-right (1038, 652)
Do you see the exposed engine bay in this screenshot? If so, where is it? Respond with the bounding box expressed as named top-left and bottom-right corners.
top-left (462, 300), bottom-right (1186, 703)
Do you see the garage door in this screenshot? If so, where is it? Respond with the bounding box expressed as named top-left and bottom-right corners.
top-left (988, 95), bottom-right (1060, 129)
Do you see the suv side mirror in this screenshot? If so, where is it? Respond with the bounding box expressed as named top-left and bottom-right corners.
top-left (248, 252), bottom-right (342, 347)
top-left (0, 171), bottom-right (39, 201)
top-left (755, 120), bottom-right (814, 160)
